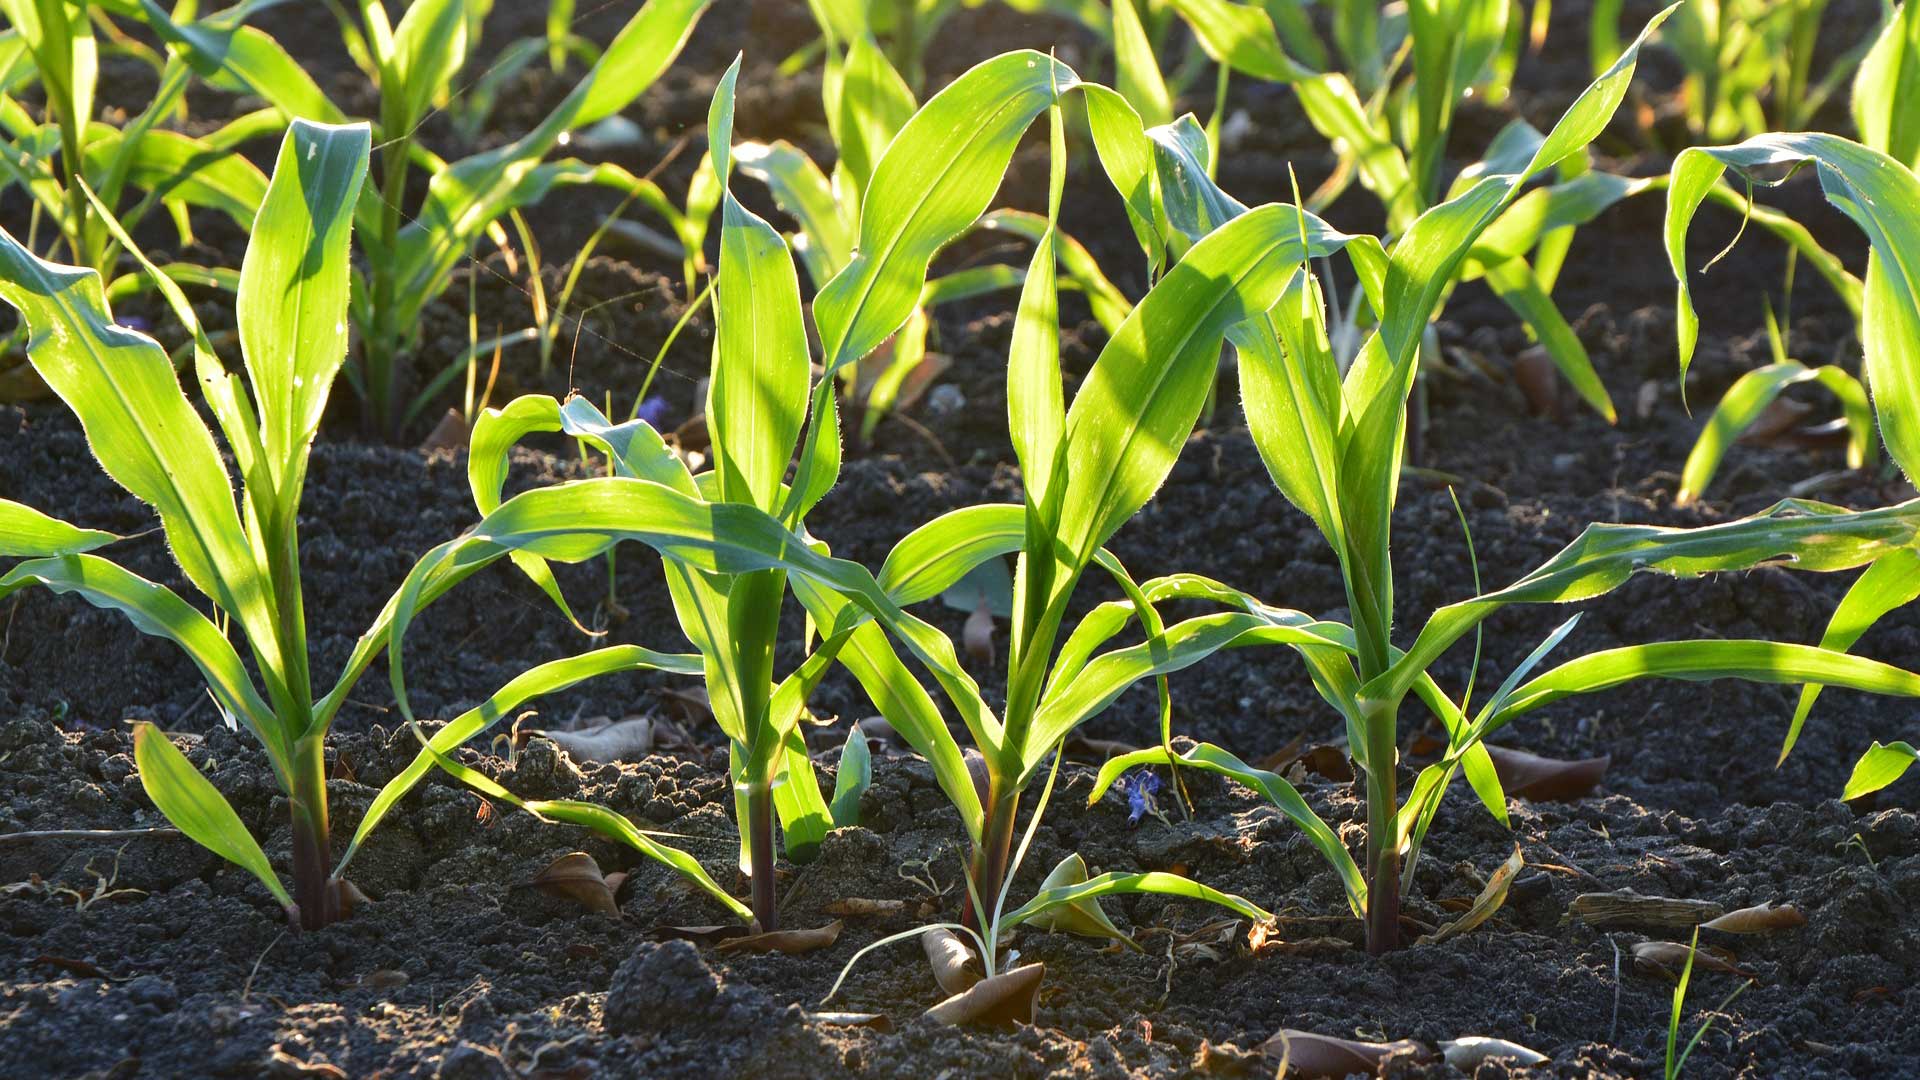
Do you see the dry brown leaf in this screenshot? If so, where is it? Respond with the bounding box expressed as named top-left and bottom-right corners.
top-left (1568, 891), bottom-right (1725, 930)
top-left (923, 927), bottom-right (982, 996)
top-left (1485, 745), bottom-right (1610, 800)
top-left (419, 409), bottom-right (469, 455)
top-left (1296, 744), bottom-right (1354, 782)
top-left (714, 919), bottom-right (844, 955)
top-left (808, 1011), bottom-right (895, 1032)
top-left (357, 969), bottom-right (409, 991)
top-left (893, 352), bottom-right (953, 415)
top-left (1514, 345), bottom-right (1561, 418)
top-left (825, 898), bottom-right (907, 917)
top-left (1257, 1029), bottom-right (1432, 1077)
top-left (1631, 941), bottom-right (1756, 980)
top-left (648, 924), bottom-right (751, 945)
top-left (1700, 901), bottom-right (1806, 934)
top-left (1441, 1036), bottom-right (1549, 1069)
top-left (536, 716), bottom-right (654, 763)
top-left (1419, 846), bottom-right (1524, 945)
top-left (924, 962), bottom-right (1044, 1028)
top-left (1067, 734), bottom-right (1138, 761)
top-left (964, 594), bottom-right (995, 669)
top-left (529, 852), bottom-right (620, 916)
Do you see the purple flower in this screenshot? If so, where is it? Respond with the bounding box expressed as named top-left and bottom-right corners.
top-left (116, 315), bottom-right (152, 333)
top-left (636, 395), bottom-right (671, 429)
top-left (1121, 769), bottom-right (1162, 827)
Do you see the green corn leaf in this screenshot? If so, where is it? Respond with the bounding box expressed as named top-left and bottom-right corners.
top-left (1111, 0), bottom-right (1172, 129)
top-left (1089, 742), bottom-right (1363, 914)
top-left (1665, 133), bottom-right (1920, 482)
top-left (1490, 641), bottom-right (1920, 733)
top-left (394, 0), bottom-right (708, 318)
top-left (1373, 498), bottom-right (1920, 709)
top-left (876, 503), bottom-right (1026, 607)
top-left (402, 718), bottom-right (752, 921)
top-left (0, 500), bottom-right (116, 556)
top-left (140, 0), bottom-right (345, 123)
top-left (1853, 1), bottom-right (1920, 169)
top-left (734, 139), bottom-right (853, 285)
top-left (81, 128), bottom-right (269, 230)
top-left (978, 210), bottom-right (1131, 334)
top-left (1787, 549), bottom-right (1920, 762)
top-left (339, 644), bottom-right (702, 875)
top-left (831, 31), bottom-right (916, 199)
top-left (386, 0), bottom-right (469, 136)
top-left (1007, 106), bottom-right (1068, 519)
top-left (240, 120), bottom-right (370, 509)
top-left (1405, 0), bottom-right (1509, 203)
top-left (707, 57), bottom-right (811, 515)
top-left (1843, 740), bottom-right (1919, 799)
top-left (0, 555), bottom-right (283, 764)
top-left (829, 724), bottom-right (871, 828)
top-left (1056, 201), bottom-right (1356, 573)
top-left (1001, 867), bottom-right (1272, 930)
top-left (0, 221), bottom-right (280, 696)
top-left (132, 722), bottom-right (292, 911)
top-left (1679, 361), bottom-right (1872, 506)
top-left (1481, 257), bottom-right (1616, 421)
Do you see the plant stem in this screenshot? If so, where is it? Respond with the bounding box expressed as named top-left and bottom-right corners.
top-left (1361, 698), bottom-right (1401, 954)
top-left (288, 735), bottom-right (337, 931)
top-left (746, 780), bottom-right (778, 932)
top-left (961, 781), bottom-right (1020, 933)
top-left (367, 134), bottom-right (412, 438)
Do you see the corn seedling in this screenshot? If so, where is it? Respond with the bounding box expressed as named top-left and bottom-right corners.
top-left (1661, 929), bottom-right (1753, 1079)
top-left (1086, 15), bottom-right (1920, 954)
top-left (0, 120), bottom-right (423, 929)
top-left (0, 0), bottom-right (280, 392)
top-left (1668, 129), bottom-right (1920, 796)
top-left (143, 0), bottom-right (712, 437)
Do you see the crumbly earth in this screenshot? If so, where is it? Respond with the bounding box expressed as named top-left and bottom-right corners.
top-left (2, 1), bottom-right (1916, 1077)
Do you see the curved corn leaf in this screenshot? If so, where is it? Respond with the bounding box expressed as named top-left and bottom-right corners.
top-left (386, 0), bottom-right (469, 137)
top-left (82, 128), bottom-right (269, 230)
top-left (339, 644), bottom-right (702, 875)
top-left (1843, 740), bottom-right (1919, 798)
top-left (402, 718), bottom-right (752, 921)
top-left (1665, 134), bottom-right (1920, 480)
top-left (1372, 497), bottom-right (1920, 709)
top-left (140, 0), bottom-right (345, 122)
top-left (733, 139), bottom-right (853, 285)
top-left (133, 722), bottom-right (292, 911)
top-left (1111, 0), bottom-right (1172, 129)
top-left (0, 500), bottom-right (116, 556)
top-left (1786, 548), bottom-right (1920, 762)
top-left (1001, 868), bottom-right (1272, 930)
top-left (1089, 742), bottom-right (1362, 914)
top-left (1679, 361), bottom-right (1872, 506)
top-left (828, 724), bottom-right (871, 828)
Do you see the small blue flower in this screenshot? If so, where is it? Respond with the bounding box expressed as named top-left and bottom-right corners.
top-left (636, 395), bottom-right (671, 429)
top-left (1121, 769), bottom-right (1162, 827)
top-left (116, 315), bottom-right (152, 333)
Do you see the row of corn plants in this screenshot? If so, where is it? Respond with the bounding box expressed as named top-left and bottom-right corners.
top-left (1, 0), bottom-right (1917, 1013)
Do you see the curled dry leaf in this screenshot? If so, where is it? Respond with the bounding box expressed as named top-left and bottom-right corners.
top-left (536, 716), bottom-right (654, 764)
top-left (1419, 846), bottom-right (1524, 945)
top-left (894, 351), bottom-right (954, 415)
top-left (1631, 941), bottom-right (1756, 980)
top-left (923, 927), bottom-right (982, 996)
top-left (419, 408), bottom-right (470, 455)
top-left (1442, 1036), bottom-right (1549, 1069)
top-left (1485, 745), bottom-right (1611, 801)
top-left (964, 595), bottom-right (996, 669)
top-left (714, 919), bottom-right (844, 956)
top-left (825, 898), bottom-right (907, 917)
top-left (529, 852), bottom-right (620, 916)
top-left (1514, 345), bottom-right (1561, 419)
top-left (808, 1011), bottom-right (895, 1033)
top-left (648, 924), bottom-right (752, 945)
top-left (1568, 892), bottom-right (1725, 930)
top-left (1025, 853), bottom-right (1137, 948)
top-left (1700, 901), bottom-right (1806, 934)
top-left (1257, 1029), bottom-right (1432, 1078)
top-left (923, 962), bottom-right (1045, 1028)
top-left (357, 969), bottom-right (409, 991)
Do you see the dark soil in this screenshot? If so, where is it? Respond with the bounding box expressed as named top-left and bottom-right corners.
top-left (3, 1), bottom-right (1917, 1078)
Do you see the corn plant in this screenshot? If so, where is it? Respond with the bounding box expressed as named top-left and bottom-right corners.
top-left (1140, 0), bottom-right (1635, 433)
top-left (1668, 130), bottom-right (1920, 798)
top-left (745, 1), bottom-right (1130, 441)
top-left (0, 121), bottom-right (398, 929)
top-left (0, 0), bottom-right (280, 392)
top-left (1084, 15), bottom-right (1920, 954)
top-left (141, 0), bottom-right (712, 437)
top-left (1591, 0), bottom-right (1880, 144)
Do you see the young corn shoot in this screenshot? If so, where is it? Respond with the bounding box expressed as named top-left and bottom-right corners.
top-left (0, 121), bottom-right (433, 929)
top-left (1090, 12), bottom-right (1920, 953)
top-left (1667, 130), bottom-right (1920, 794)
top-left (142, 0), bottom-right (713, 437)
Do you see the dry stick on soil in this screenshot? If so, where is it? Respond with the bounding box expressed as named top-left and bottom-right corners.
top-left (0, 828), bottom-right (183, 846)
